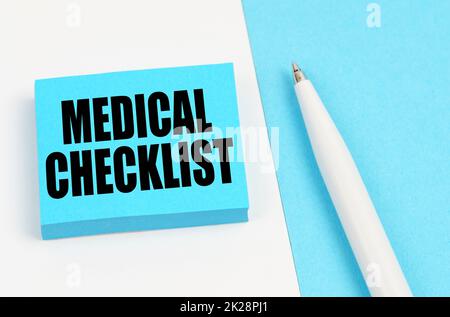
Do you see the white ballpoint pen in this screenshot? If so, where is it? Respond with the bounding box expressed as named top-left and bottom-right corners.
top-left (292, 63), bottom-right (412, 297)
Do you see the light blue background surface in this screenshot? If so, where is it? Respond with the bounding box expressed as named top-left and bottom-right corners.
top-left (242, 0), bottom-right (450, 296)
top-left (35, 63), bottom-right (248, 238)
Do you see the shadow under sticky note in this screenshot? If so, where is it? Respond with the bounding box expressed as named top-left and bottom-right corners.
top-left (35, 63), bottom-right (248, 240)
top-left (242, 0), bottom-right (450, 296)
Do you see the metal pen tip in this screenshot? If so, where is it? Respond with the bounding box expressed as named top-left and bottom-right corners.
top-left (292, 63), bottom-right (307, 83)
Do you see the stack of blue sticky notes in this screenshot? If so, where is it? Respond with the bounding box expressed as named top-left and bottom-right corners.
top-left (243, 0), bottom-right (450, 296)
top-left (35, 63), bottom-right (248, 240)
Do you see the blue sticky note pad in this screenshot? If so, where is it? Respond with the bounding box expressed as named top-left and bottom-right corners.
top-left (242, 0), bottom-right (450, 296)
top-left (35, 63), bottom-right (248, 240)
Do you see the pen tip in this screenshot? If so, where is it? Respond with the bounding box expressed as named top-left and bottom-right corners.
top-left (292, 62), bottom-right (306, 84)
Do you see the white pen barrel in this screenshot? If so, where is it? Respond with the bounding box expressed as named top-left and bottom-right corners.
top-left (295, 80), bottom-right (412, 297)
